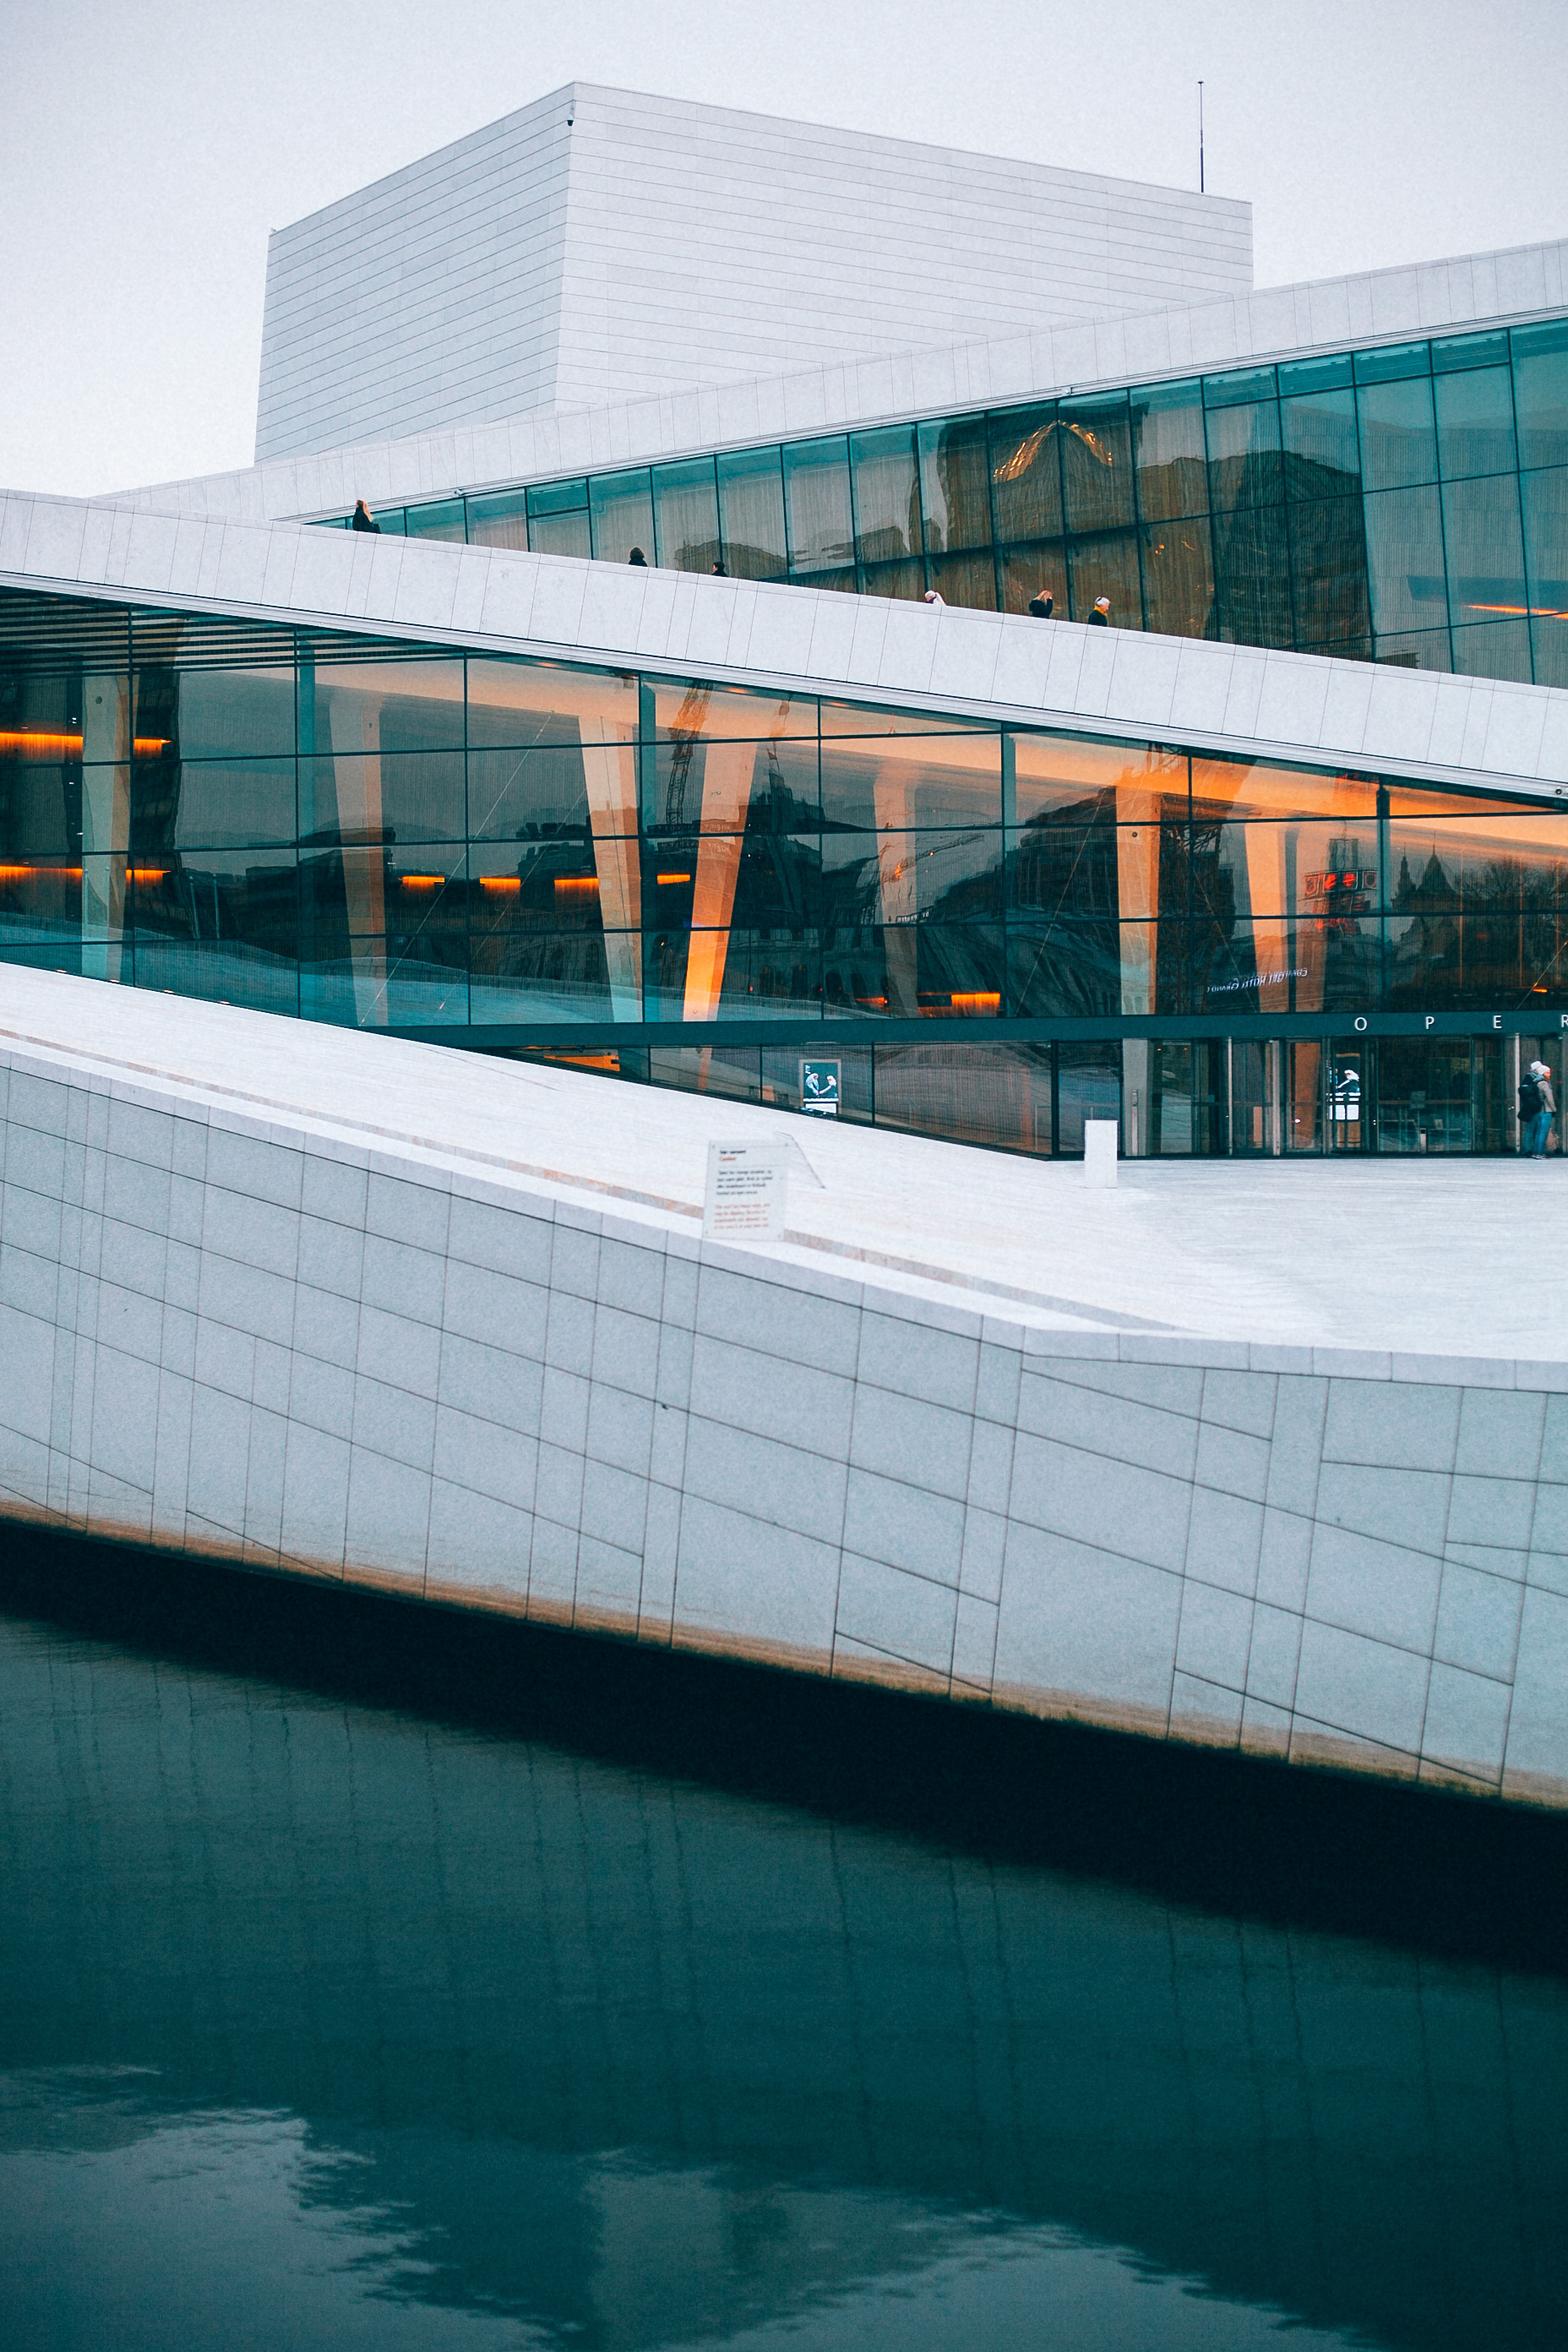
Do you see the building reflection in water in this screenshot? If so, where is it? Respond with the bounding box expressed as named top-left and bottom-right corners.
top-left (0, 1603), bottom-right (1563, 2351)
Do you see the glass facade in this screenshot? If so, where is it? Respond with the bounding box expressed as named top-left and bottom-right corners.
top-left (320, 319), bottom-right (1568, 689)
top-left (3, 584), bottom-right (1565, 1159)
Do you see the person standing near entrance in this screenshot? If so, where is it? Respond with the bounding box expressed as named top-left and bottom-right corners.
top-left (1521, 1059), bottom-right (1555, 1156)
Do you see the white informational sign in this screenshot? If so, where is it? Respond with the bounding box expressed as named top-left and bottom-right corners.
top-left (1083, 1119), bottom-right (1119, 1188)
top-left (703, 1144), bottom-right (788, 1240)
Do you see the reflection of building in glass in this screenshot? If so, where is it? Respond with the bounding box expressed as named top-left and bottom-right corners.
top-left (13, 88), bottom-right (1568, 1157)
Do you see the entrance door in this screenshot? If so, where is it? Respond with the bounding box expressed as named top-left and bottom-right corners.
top-left (1326, 1042), bottom-right (1371, 1152)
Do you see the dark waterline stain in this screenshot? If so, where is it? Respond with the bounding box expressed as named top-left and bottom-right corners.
top-left (1, 1527), bottom-right (1565, 2351)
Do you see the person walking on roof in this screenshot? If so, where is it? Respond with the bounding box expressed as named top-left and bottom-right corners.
top-left (1088, 595), bottom-right (1111, 625)
top-left (1522, 1059), bottom-right (1556, 1157)
top-left (1027, 590), bottom-right (1054, 618)
top-left (351, 499), bottom-right (380, 533)
top-left (629, 547), bottom-right (648, 566)
top-left (923, 588), bottom-right (945, 607)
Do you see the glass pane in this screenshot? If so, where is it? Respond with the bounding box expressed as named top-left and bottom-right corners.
top-left (1522, 466), bottom-right (1568, 629)
top-left (589, 470), bottom-right (655, 565)
top-left (1289, 499), bottom-right (1371, 645)
top-left (1060, 395), bottom-right (1134, 534)
top-left (1206, 400), bottom-right (1282, 512)
top-left (645, 679), bottom-right (816, 743)
top-left (469, 745), bottom-right (599, 841)
top-left (0, 763), bottom-right (74, 857)
top-left (140, 667), bottom-right (296, 760)
top-left (849, 427), bottom-right (920, 565)
top-left (1281, 389), bottom-right (1361, 498)
top-left (1432, 330), bottom-right (1510, 373)
top-left (0, 858), bottom-right (89, 966)
top-left (651, 459), bottom-right (721, 573)
top-left (1358, 378), bottom-right (1438, 491)
top-left (1511, 319), bottom-right (1568, 469)
top-left (926, 550), bottom-right (998, 611)
top-left (1212, 506), bottom-right (1293, 646)
top-left (1014, 736), bottom-right (1184, 827)
top-left (819, 924), bottom-right (1003, 1019)
top-left (782, 438), bottom-right (854, 574)
top-left (466, 659), bottom-right (637, 750)
top-left (1374, 629), bottom-right (1452, 672)
top-left (716, 447), bottom-right (787, 580)
top-left (139, 757), bottom-right (297, 851)
top-left (1141, 516), bottom-right (1215, 639)
top-left (306, 750), bottom-right (464, 844)
top-left (1451, 621), bottom-right (1533, 682)
top-left (819, 701), bottom-right (991, 737)
top-left (131, 850), bottom-right (300, 1016)
top-left (403, 498), bottom-right (466, 543)
top-left (1055, 1045), bottom-right (1122, 1152)
top-left (989, 406), bottom-right (1064, 544)
top-left (641, 737), bottom-right (819, 838)
top-left (523, 509), bottom-right (591, 560)
top-left (1066, 531), bottom-right (1141, 629)
top-left (1442, 473), bottom-right (1526, 625)
top-left (470, 928), bottom-right (622, 1025)
top-left (1203, 365), bottom-right (1277, 406)
top-left (1364, 485), bottom-right (1448, 634)
top-left (862, 558), bottom-right (926, 602)
top-left (1354, 342), bottom-right (1430, 384)
top-left (820, 830), bottom-right (1003, 928)
top-left (917, 416), bottom-right (992, 553)
top-left (1132, 381), bottom-right (1207, 523)
top-left (1190, 757), bottom-right (1375, 822)
top-left (819, 732), bottom-right (1002, 831)
top-left (645, 925), bottom-right (821, 1024)
top-left (1534, 618), bottom-right (1568, 688)
top-left (527, 478), bottom-right (587, 516)
top-left (1007, 918), bottom-right (1120, 1017)
top-left (469, 839), bottom-right (606, 930)
top-left (465, 490), bottom-right (529, 550)
top-left (304, 658), bottom-right (465, 758)
top-left (1435, 367), bottom-right (1517, 479)
top-left (1278, 353), bottom-right (1353, 395)
top-left (873, 1043), bottom-right (1050, 1151)
top-left (997, 542), bottom-right (1066, 616)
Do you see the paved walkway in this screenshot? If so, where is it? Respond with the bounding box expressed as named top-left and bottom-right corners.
top-left (3, 968), bottom-right (1562, 1361)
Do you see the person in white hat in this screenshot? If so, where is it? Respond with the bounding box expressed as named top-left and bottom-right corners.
top-left (1522, 1059), bottom-right (1556, 1157)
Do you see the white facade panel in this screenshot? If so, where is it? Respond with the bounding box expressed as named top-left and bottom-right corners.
top-left (254, 81), bottom-right (1250, 461)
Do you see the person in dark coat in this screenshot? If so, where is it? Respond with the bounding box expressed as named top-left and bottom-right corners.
top-left (710, 559), bottom-right (727, 575)
top-left (1027, 590), bottom-right (1054, 618)
top-left (1088, 595), bottom-right (1111, 625)
top-left (351, 499), bottom-right (380, 533)
top-left (629, 547), bottom-right (648, 566)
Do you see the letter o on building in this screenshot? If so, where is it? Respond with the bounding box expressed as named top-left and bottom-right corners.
top-left (1354, 1016), bottom-right (1369, 1032)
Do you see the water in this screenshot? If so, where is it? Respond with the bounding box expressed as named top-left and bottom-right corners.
top-left (2, 1541), bottom-right (1565, 2352)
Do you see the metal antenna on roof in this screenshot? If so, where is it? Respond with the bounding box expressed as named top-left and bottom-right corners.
top-left (1198, 82), bottom-right (1206, 194)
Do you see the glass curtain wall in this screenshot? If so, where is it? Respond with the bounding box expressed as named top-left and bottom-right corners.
top-left (334, 318), bottom-right (1568, 686)
top-left (3, 586), bottom-right (1566, 1162)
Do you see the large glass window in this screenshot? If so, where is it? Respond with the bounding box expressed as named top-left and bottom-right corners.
top-left (716, 448), bottom-right (787, 580)
top-left (1133, 382), bottom-right (1207, 522)
top-left (589, 471), bottom-right (656, 565)
top-left (651, 459), bottom-right (721, 574)
top-left (782, 438), bottom-right (855, 587)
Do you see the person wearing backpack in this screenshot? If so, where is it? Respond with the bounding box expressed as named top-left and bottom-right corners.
top-left (1520, 1059), bottom-right (1555, 1157)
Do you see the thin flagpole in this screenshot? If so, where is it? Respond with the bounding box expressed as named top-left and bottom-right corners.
top-left (1199, 80), bottom-right (1206, 193)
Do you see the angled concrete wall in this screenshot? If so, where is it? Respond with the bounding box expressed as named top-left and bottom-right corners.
top-left (2, 1023), bottom-right (1565, 1808)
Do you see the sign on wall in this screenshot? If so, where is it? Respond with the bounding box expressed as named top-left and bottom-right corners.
top-left (799, 1059), bottom-right (841, 1117)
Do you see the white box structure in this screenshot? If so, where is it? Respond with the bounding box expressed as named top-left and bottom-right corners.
top-left (255, 82), bottom-right (1251, 460)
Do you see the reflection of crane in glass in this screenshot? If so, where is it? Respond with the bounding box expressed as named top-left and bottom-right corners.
top-left (663, 684), bottom-right (711, 830)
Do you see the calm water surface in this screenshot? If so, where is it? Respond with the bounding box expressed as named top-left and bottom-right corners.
top-left (1, 1557), bottom-right (1565, 2351)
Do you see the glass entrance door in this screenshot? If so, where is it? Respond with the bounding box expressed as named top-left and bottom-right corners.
top-left (1326, 1042), bottom-right (1371, 1152)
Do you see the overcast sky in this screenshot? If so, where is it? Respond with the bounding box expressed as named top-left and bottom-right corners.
top-left (3, 0), bottom-right (1565, 497)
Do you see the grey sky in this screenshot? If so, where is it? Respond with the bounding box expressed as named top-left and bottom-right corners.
top-left (3, 0), bottom-right (1565, 497)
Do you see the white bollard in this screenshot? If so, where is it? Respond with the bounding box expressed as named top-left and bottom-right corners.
top-left (1083, 1119), bottom-right (1119, 1188)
